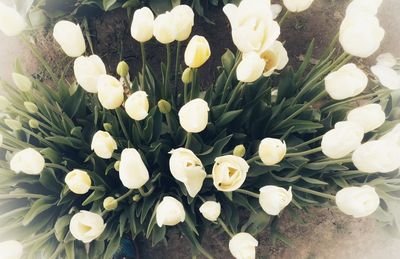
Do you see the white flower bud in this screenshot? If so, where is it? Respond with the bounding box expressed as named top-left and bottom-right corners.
top-left (119, 148), bottom-right (149, 189)
top-left (12, 73), bottom-right (32, 92)
top-left (74, 55), bottom-right (106, 93)
top-left (24, 102), bottom-right (38, 114)
top-left (199, 201), bottom-right (221, 221)
top-left (336, 185), bottom-right (380, 218)
top-left (258, 138), bottom-right (286, 165)
top-left (153, 12), bottom-right (176, 44)
top-left (103, 197), bottom-right (118, 211)
top-left (229, 232), bottom-right (258, 259)
top-left (171, 5), bottom-right (194, 41)
top-left (65, 169), bottom-right (91, 194)
top-left (347, 103), bottom-right (385, 133)
top-left (259, 186), bottom-right (292, 215)
top-left (184, 35), bottom-right (211, 68)
top-left (69, 211), bottom-right (105, 243)
top-left (125, 91), bottom-right (149, 121)
top-left (53, 20), bottom-right (86, 57)
top-left (131, 7), bottom-right (154, 42)
top-left (97, 75), bottom-right (124, 110)
top-left (156, 196), bottom-right (185, 227)
top-left (10, 148), bottom-right (45, 175)
top-left (91, 131), bottom-right (117, 159)
top-left (178, 98), bottom-right (209, 133)
top-left (0, 3), bottom-right (26, 36)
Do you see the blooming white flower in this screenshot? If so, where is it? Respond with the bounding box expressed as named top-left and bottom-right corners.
top-left (376, 53), bottom-right (397, 68)
top-left (212, 155), bottom-right (249, 192)
top-left (236, 52), bottom-right (266, 83)
top-left (0, 3), bottom-right (26, 36)
top-left (347, 104), bottom-right (386, 133)
top-left (346, 0), bottom-right (383, 16)
top-left (171, 5), bottom-right (194, 41)
top-left (371, 64), bottom-right (400, 90)
top-left (336, 185), bottom-right (380, 218)
top-left (229, 232), bottom-right (258, 259)
top-left (156, 196), bottom-right (185, 227)
top-left (91, 130), bottom-right (117, 159)
top-left (125, 91), bottom-right (149, 121)
top-left (184, 35), bottom-right (211, 68)
top-left (69, 211), bottom-right (105, 243)
top-left (258, 138), bottom-right (287, 166)
top-left (169, 148), bottom-right (206, 197)
top-left (199, 201), bottom-right (221, 221)
top-left (131, 7), bottom-right (154, 42)
top-left (12, 73), bottom-right (32, 92)
top-left (283, 0), bottom-right (315, 12)
top-left (119, 148), bottom-right (149, 189)
top-left (10, 148), bottom-right (45, 175)
top-left (53, 20), bottom-right (86, 57)
top-left (74, 55), bottom-right (106, 93)
top-left (65, 169), bottom-right (92, 195)
top-left (352, 140), bottom-right (400, 173)
top-left (325, 63), bottom-right (368, 100)
top-left (153, 11), bottom-right (176, 44)
top-left (97, 75), bottom-right (124, 109)
top-left (260, 41), bottom-right (289, 77)
top-left (0, 240), bottom-right (23, 259)
top-left (178, 98), bottom-right (209, 133)
top-left (223, 0), bottom-right (280, 54)
top-left (259, 186), bottom-right (292, 215)
top-left (321, 121), bottom-right (364, 159)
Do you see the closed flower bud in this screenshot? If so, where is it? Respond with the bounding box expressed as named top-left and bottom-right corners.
top-left (0, 3), bottom-right (26, 36)
top-left (53, 20), bottom-right (86, 57)
top-left (132, 194), bottom-right (141, 202)
top-left (24, 102), bottom-right (38, 114)
top-left (181, 67), bottom-right (192, 84)
top-left (376, 52), bottom-right (396, 68)
top-left (119, 148), bottom-right (149, 189)
top-left (260, 41), bottom-right (289, 77)
top-left (69, 211), bottom-right (105, 243)
top-left (91, 131), bottom-right (117, 159)
top-left (12, 73), bottom-right (32, 92)
top-left (229, 232), bottom-right (258, 259)
top-left (184, 35), bottom-right (211, 68)
top-left (117, 61), bottom-right (129, 77)
top-left (74, 55), bottom-right (106, 93)
top-left (325, 63), bottom-right (368, 100)
top-left (347, 104), bottom-right (386, 133)
top-left (171, 5), bottom-right (194, 41)
top-left (259, 138), bottom-right (286, 165)
top-left (97, 75), bottom-right (124, 110)
top-left (103, 197), bottom-right (118, 211)
top-left (233, 144), bottom-right (246, 157)
top-left (0, 96), bottom-right (10, 110)
top-left (156, 196), bottom-right (185, 227)
top-left (153, 12), bottom-right (177, 44)
top-left (346, 0), bottom-right (383, 17)
top-left (212, 155), bottom-right (249, 192)
top-left (10, 148), bottom-right (45, 175)
top-left (125, 91), bottom-right (149, 121)
top-left (65, 169), bottom-right (91, 194)
top-left (0, 240), bottom-right (23, 259)
top-left (336, 185), bottom-right (380, 218)
top-left (4, 119), bottom-right (22, 131)
top-left (158, 99), bottom-right (172, 114)
top-left (371, 64), bottom-right (400, 90)
top-left (169, 148), bottom-right (207, 197)
top-left (283, 0), bottom-right (314, 12)
top-left (178, 98), bottom-right (209, 133)
top-left (321, 121), bottom-right (364, 159)
top-left (259, 186), bottom-right (292, 215)
top-left (199, 201), bottom-right (221, 221)
top-left (236, 52), bottom-right (265, 83)
top-left (131, 7), bottom-right (154, 42)
top-left (29, 119), bottom-right (39, 128)
top-left (114, 161), bottom-right (120, 171)
top-left (103, 123), bottom-right (112, 132)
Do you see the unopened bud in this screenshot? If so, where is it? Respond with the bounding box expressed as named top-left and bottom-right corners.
top-left (0, 96), bottom-right (10, 110)
top-left (103, 197), bottom-right (118, 211)
top-left (103, 123), bottom-right (113, 132)
top-left (132, 194), bottom-right (141, 202)
top-left (233, 144), bottom-right (246, 157)
top-left (114, 161), bottom-right (120, 171)
top-left (12, 73), bottom-right (32, 92)
top-left (24, 102), bottom-right (38, 114)
top-left (181, 67), bottom-right (192, 84)
top-left (157, 99), bottom-right (171, 114)
top-left (4, 119), bottom-right (22, 131)
top-left (29, 119), bottom-right (39, 128)
top-left (117, 61), bottom-right (129, 78)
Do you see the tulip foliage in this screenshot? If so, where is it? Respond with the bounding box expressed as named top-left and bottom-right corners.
top-left (1, 0), bottom-right (400, 258)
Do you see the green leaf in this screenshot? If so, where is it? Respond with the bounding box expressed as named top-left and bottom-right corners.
top-left (65, 242), bottom-right (75, 259)
top-left (23, 198), bottom-right (54, 226)
top-left (103, 234), bottom-right (121, 259)
top-left (221, 49), bottom-right (235, 74)
top-left (198, 134), bottom-right (233, 166)
top-left (82, 189), bottom-right (105, 206)
top-left (39, 168), bottom-right (63, 193)
top-left (149, 0), bottom-right (172, 14)
top-left (215, 109), bottom-right (242, 128)
top-left (55, 214), bottom-right (73, 241)
top-left (103, 0), bottom-right (117, 11)
top-left (301, 176), bottom-right (329, 185)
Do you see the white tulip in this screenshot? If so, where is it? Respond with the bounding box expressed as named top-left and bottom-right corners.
top-left (376, 53), bottom-right (397, 68)
top-left (199, 201), bottom-right (221, 221)
top-left (12, 73), bottom-right (31, 92)
top-left (153, 12), bottom-right (177, 44)
top-left (346, 0), bottom-right (383, 16)
top-left (260, 41), bottom-right (289, 77)
top-left (352, 140), bottom-right (400, 173)
top-left (0, 240), bottom-right (23, 259)
top-left (69, 211), bottom-right (105, 243)
top-left (283, 0), bottom-right (314, 12)
top-left (321, 121), bottom-right (364, 159)
top-left (347, 104), bottom-right (385, 133)
top-left (325, 63), bottom-right (368, 100)
top-left (336, 185), bottom-right (380, 218)
top-left (271, 4), bottom-right (283, 19)
top-left (258, 138), bottom-right (287, 166)
top-left (371, 64), bottom-right (400, 90)
top-left (171, 5), bottom-right (194, 41)
top-left (10, 148), bottom-right (45, 175)
top-left (0, 133), bottom-right (3, 147)
top-left (259, 186), bottom-right (292, 215)
top-left (124, 91), bottom-right (149, 121)
top-left (65, 169), bottom-right (91, 194)
top-left (97, 75), bottom-right (124, 109)
top-left (380, 123), bottom-right (400, 145)
top-left (156, 196), bottom-right (185, 227)
top-left (119, 148), bottom-right (149, 189)
top-left (178, 98), bottom-right (209, 133)
top-left (184, 35), bottom-right (211, 68)
top-left (229, 232), bottom-right (258, 259)
top-left (223, 0), bottom-right (280, 54)
top-left (74, 55), bottom-right (106, 93)
top-left (91, 131), bottom-right (117, 159)
top-left (236, 52), bottom-right (266, 83)
top-left (53, 20), bottom-right (86, 57)
top-left (212, 155), bottom-right (249, 192)
top-left (0, 3), bottom-right (26, 36)
top-left (130, 7), bottom-right (154, 42)
top-left (169, 148), bottom-right (206, 197)
top-left (339, 12), bottom-right (384, 58)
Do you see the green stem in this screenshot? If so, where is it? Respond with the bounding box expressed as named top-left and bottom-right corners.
top-left (285, 147), bottom-right (322, 157)
top-left (235, 189), bottom-right (260, 198)
top-left (135, 120), bottom-right (143, 139)
top-left (246, 155), bottom-right (260, 164)
top-left (83, 18), bottom-right (94, 55)
top-left (174, 41), bottom-right (181, 93)
top-left (165, 112), bottom-right (174, 134)
top-left (183, 83), bottom-right (189, 103)
top-left (289, 136), bottom-right (323, 150)
top-left (140, 42), bottom-right (146, 91)
top-left (23, 230), bottom-right (55, 248)
top-left (0, 144), bottom-right (19, 152)
top-left (0, 193), bottom-right (47, 199)
top-left (308, 158), bottom-right (352, 167)
top-left (115, 109), bottom-right (131, 144)
top-left (218, 218), bottom-right (234, 238)
top-left (46, 163), bottom-right (69, 173)
top-left (123, 75), bottom-right (131, 91)
top-left (279, 10), bottom-right (290, 26)
top-left (292, 186), bottom-right (335, 200)
top-left (220, 53), bottom-right (242, 104)
top-left (116, 189), bottom-right (134, 202)
top-left (224, 81), bottom-right (244, 112)
top-left (139, 185), bottom-right (155, 197)
top-left (164, 43), bottom-right (172, 100)
top-left (190, 68), bottom-right (198, 100)
top-left (185, 132), bottom-right (192, 149)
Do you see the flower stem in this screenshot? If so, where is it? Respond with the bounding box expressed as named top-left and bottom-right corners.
top-left (220, 52), bottom-right (242, 104)
top-left (0, 193), bottom-right (47, 199)
top-left (174, 41), bottom-right (181, 93)
top-left (115, 109), bottom-right (131, 145)
top-left (218, 218), bottom-right (234, 238)
top-left (46, 163), bottom-right (69, 173)
top-left (139, 185), bottom-right (155, 197)
top-left (246, 155), bottom-right (260, 164)
top-left (289, 135), bottom-right (323, 150)
top-left (164, 43), bottom-right (172, 100)
top-left (292, 186), bottom-right (335, 200)
top-left (116, 189), bottom-right (134, 202)
top-left (235, 188), bottom-right (260, 198)
top-left (123, 75), bottom-right (131, 91)
top-left (185, 132), bottom-right (192, 149)
top-left (279, 10), bottom-right (290, 26)
top-left (308, 157), bottom-right (352, 167)
top-left (140, 42), bottom-right (146, 91)
top-left (224, 81), bottom-right (244, 112)
top-left (285, 147), bottom-right (322, 157)
top-left (183, 83), bottom-right (189, 103)
top-left (190, 68), bottom-right (198, 100)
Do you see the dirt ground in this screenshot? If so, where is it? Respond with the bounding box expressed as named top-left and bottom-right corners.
top-left (1, 0), bottom-right (400, 258)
